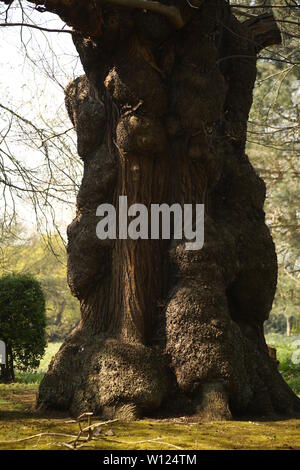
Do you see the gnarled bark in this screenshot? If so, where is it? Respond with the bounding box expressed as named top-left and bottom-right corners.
top-left (35, 0), bottom-right (300, 420)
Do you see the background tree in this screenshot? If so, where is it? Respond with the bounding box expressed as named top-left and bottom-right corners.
top-left (0, 0), bottom-right (299, 420)
top-left (0, 0), bottom-right (82, 243)
top-left (0, 273), bottom-right (46, 382)
top-left (0, 233), bottom-right (80, 340)
top-left (243, 2), bottom-right (300, 336)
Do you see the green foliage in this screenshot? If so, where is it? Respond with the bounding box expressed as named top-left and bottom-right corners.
top-left (36, 342), bottom-right (62, 373)
top-left (15, 371), bottom-right (44, 384)
top-left (14, 342), bottom-right (61, 384)
top-left (248, 44), bottom-right (300, 333)
top-left (0, 273), bottom-right (46, 374)
top-left (265, 312), bottom-right (286, 334)
top-left (0, 234), bottom-right (80, 341)
top-left (266, 333), bottom-right (300, 396)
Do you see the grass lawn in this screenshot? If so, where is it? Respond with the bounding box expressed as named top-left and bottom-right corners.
top-left (0, 337), bottom-right (299, 450)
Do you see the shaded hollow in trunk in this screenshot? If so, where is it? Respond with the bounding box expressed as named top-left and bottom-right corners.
top-left (37, 0), bottom-right (300, 420)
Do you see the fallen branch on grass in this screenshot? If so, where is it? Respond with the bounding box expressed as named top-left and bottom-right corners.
top-left (0, 412), bottom-right (182, 450)
top-left (0, 432), bottom-right (78, 445)
top-left (0, 414), bottom-right (118, 448)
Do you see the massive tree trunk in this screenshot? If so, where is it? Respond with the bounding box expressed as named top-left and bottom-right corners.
top-left (31, 0), bottom-right (300, 419)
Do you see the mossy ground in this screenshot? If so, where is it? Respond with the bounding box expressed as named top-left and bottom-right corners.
top-left (0, 338), bottom-right (299, 450)
top-left (0, 383), bottom-right (299, 450)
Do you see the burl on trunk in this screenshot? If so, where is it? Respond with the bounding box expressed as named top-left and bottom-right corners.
top-left (36, 0), bottom-right (300, 420)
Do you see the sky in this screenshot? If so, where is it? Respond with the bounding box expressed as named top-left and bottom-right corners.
top-left (0, 4), bottom-right (83, 238)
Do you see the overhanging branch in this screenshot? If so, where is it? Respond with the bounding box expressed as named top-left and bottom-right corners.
top-left (0, 0), bottom-right (185, 31)
top-left (244, 13), bottom-right (282, 52)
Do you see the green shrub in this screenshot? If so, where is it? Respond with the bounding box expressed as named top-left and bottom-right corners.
top-left (0, 273), bottom-right (47, 382)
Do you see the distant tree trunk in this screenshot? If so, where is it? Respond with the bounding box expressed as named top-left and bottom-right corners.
top-left (34, 0), bottom-right (300, 419)
top-left (286, 316), bottom-right (292, 337)
top-left (0, 365), bottom-right (5, 382)
top-left (54, 299), bottom-right (67, 326)
top-left (8, 345), bottom-right (15, 382)
top-left (0, 344), bottom-right (14, 383)
top-left (0, 359), bottom-right (10, 383)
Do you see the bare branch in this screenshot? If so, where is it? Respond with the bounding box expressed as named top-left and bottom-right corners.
top-left (0, 21), bottom-right (72, 33)
top-left (244, 12), bottom-right (282, 51)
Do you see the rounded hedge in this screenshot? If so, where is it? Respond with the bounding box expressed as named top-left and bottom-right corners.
top-left (0, 273), bottom-right (46, 372)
